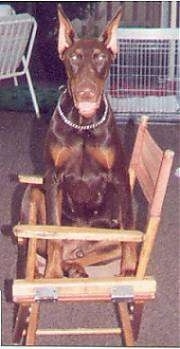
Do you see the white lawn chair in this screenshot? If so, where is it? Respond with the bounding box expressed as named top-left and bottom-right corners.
top-left (0, 4), bottom-right (15, 16)
top-left (0, 12), bottom-right (40, 118)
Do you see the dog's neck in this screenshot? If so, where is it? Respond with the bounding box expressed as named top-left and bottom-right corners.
top-left (57, 88), bottom-right (109, 131)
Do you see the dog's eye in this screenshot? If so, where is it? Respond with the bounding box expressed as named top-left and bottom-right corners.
top-left (93, 53), bottom-right (106, 63)
top-left (98, 54), bottom-right (106, 61)
top-left (70, 54), bottom-right (79, 62)
top-left (70, 53), bottom-right (83, 63)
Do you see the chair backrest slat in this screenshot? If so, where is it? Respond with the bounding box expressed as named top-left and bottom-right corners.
top-left (135, 129), bottom-right (164, 203)
top-left (129, 116), bottom-right (174, 216)
top-left (142, 130), bottom-right (163, 186)
top-left (135, 161), bottom-right (154, 203)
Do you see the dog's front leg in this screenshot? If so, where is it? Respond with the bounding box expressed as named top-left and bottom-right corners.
top-left (44, 168), bottom-right (64, 278)
top-left (121, 242), bottom-right (138, 276)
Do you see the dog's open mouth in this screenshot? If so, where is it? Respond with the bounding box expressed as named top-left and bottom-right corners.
top-left (76, 101), bottom-right (100, 118)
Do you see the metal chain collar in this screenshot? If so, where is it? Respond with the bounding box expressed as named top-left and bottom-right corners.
top-left (57, 89), bottom-right (108, 131)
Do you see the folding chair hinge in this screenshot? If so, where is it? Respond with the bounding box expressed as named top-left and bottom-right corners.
top-left (35, 287), bottom-right (58, 302)
top-left (111, 285), bottom-right (134, 302)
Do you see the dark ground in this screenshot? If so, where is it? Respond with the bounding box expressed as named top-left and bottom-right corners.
top-left (0, 109), bottom-right (179, 346)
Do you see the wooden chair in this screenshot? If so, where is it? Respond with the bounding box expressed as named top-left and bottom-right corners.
top-left (12, 116), bottom-right (174, 346)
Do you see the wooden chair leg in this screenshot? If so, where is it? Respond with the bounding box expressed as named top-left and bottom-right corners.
top-left (117, 302), bottom-right (135, 347)
top-left (131, 302), bottom-right (144, 341)
top-left (25, 302), bottom-right (40, 345)
top-left (13, 304), bottom-right (30, 344)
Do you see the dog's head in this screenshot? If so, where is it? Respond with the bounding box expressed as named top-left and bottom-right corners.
top-left (57, 5), bottom-right (122, 118)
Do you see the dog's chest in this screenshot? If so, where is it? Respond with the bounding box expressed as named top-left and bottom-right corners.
top-left (50, 140), bottom-right (116, 205)
top-left (50, 140), bottom-right (116, 172)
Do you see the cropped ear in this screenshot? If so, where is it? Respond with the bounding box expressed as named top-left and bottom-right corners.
top-left (57, 5), bottom-right (76, 59)
top-left (100, 7), bottom-right (122, 57)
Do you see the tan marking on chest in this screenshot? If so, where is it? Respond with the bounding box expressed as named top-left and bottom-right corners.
top-left (86, 145), bottom-right (115, 169)
top-left (50, 144), bottom-right (74, 168)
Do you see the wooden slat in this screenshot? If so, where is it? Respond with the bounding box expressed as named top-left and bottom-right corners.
top-left (26, 202), bottom-right (37, 280)
top-left (25, 303), bottom-right (40, 345)
top-left (135, 161), bottom-right (154, 203)
top-left (13, 224), bottom-right (143, 242)
top-left (13, 276), bottom-right (156, 302)
top-left (132, 129), bottom-right (163, 203)
top-left (26, 238), bottom-right (37, 280)
top-left (130, 115), bottom-right (149, 170)
top-left (131, 302), bottom-right (144, 341)
top-left (150, 149), bottom-right (174, 216)
top-left (142, 130), bottom-right (163, 185)
top-left (129, 115), bottom-right (148, 189)
top-left (118, 302), bottom-right (134, 346)
top-left (18, 174), bottom-right (43, 184)
top-left (36, 327), bottom-right (121, 336)
top-left (136, 217), bottom-right (160, 279)
top-left (13, 304), bottom-right (30, 344)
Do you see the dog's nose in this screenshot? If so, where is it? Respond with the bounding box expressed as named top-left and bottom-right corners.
top-left (78, 88), bottom-right (96, 99)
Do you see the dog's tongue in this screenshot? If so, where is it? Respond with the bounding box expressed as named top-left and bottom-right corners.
top-left (77, 102), bottom-right (98, 118)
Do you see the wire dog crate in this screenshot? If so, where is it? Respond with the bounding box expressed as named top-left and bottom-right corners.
top-left (107, 28), bottom-right (180, 121)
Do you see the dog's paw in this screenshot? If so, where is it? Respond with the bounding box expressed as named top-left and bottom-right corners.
top-left (121, 243), bottom-right (138, 276)
top-left (62, 261), bottom-right (88, 278)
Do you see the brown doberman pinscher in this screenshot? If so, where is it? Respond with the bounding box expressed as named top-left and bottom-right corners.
top-left (44, 5), bottom-right (137, 278)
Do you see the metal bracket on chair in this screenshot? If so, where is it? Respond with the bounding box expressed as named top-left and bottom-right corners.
top-left (111, 285), bottom-right (134, 302)
top-left (35, 287), bottom-right (58, 302)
